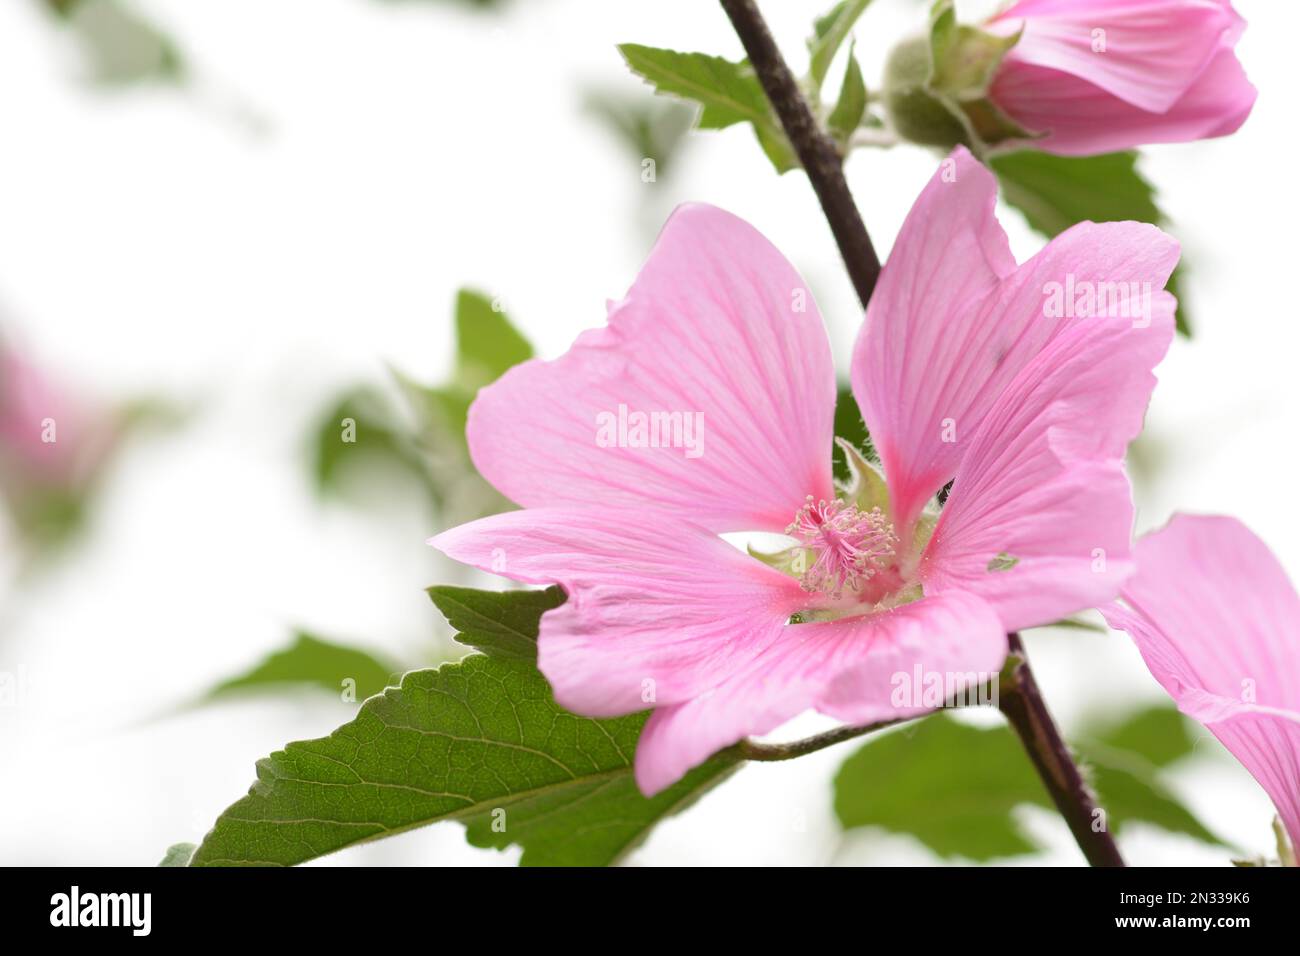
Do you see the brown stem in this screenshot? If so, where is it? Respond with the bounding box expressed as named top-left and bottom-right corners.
top-left (999, 633), bottom-right (1126, 867)
top-left (718, 0), bottom-right (881, 308)
top-left (738, 717), bottom-right (907, 761)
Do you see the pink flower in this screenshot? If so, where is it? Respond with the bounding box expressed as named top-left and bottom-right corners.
top-left (1102, 515), bottom-right (1300, 851)
top-left (431, 147), bottom-right (1179, 795)
top-left (987, 0), bottom-right (1256, 156)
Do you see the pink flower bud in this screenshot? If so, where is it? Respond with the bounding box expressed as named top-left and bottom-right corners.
top-left (988, 0), bottom-right (1257, 156)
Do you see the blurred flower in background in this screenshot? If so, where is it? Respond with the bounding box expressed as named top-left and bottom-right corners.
top-left (0, 337), bottom-right (117, 553)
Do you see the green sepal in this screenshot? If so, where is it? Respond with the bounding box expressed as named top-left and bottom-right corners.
top-left (834, 437), bottom-right (889, 515)
top-left (884, 0), bottom-right (1038, 155)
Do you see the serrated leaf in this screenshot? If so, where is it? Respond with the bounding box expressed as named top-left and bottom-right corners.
top-left (189, 654), bottom-right (739, 866)
top-left (426, 585), bottom-right (565, 662)
top-left (204, 632), bottom-right (398, 704)
top-left (808, 0), bottom-right (874, 91)
top-left (834, 711), bottom-right (1224, 860)
top-left (827, 46), bottom-right (868, 148)
top-left (619, 44), bottom-right (768, 130)
top-left (990, 150), bottom-right (1191, 335)
top-left (618, 44), bottom-right (797, 174)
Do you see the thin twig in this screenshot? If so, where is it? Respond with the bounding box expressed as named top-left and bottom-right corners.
top-left (999, 633), bottom-right (1126, 867)
top-left (740, 678), bottom-right (995, 761)
top-left (738, 717), bottom-right (908, 761)
top-left (718, 0), bottom-right (881, 307)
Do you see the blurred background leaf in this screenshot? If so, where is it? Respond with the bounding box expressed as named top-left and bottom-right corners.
top-left (44, 0), bottom-right (184, 85)
top-left (834, 706), bottom-right (1225, 861)
top-left (807, 0), bottom-right (875, 94)
top-left (309, 288), bottom-right (530, 522)
top-left (202, 631), bottom-right (400, 705)
top-left (584, 89), bottom-right (695, 182)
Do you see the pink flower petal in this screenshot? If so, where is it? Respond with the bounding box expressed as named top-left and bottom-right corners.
top-left (994, 0), bottom-right (1237, 114)
top-left (991, 44), bottom-right (1256, 156)
top-left (851, 148), bottom-right (1016, 536)
top-left (1101, 515), bottom-right (1300, 848)
top-left (634, 591), bottom-right (1006, 795)
top-left (464, 203), bottom-right (836, 534)
top-left (430, 507), bottom-right (806, 718)
top-left (852, 149), bottom-right (1179, 539)
top-left (922, 296), bottom-right (1175, 632)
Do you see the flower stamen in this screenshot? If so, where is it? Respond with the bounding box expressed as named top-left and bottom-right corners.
top-left (785, 496), bottom-right (896, 597)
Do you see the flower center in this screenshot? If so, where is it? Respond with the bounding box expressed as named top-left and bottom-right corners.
top-left (785, 496), bottom-right (897, 597)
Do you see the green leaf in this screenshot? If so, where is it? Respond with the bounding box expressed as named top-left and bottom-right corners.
top-left (1089, 703), bottom-right (1198, 768)
top-left (311, 386), bottom-right (430, 495)
top-left (583, 90), bottom-right (695, 178)
top-left (1084, 752), bottom-right (1223, 847)
top-left (58, 0), bottom-right (185, 85)
top-left (834, 710), bottom-right (1224, 860)
top-left (808, 0), bottom-right (874, 91)
top-left (826, 45), bottom-right (868, 149)
top-left (834, 716), bottom-right (1051, 860)
top-left (189, 654), bottom-right (739, 866)
top-left (990, 150), bottom-right (1191, 335)
top-left (1076, 704), bottom-right (1225, 847)
top-left (450, 289), bottom-right (532, 388)
top-left (617, 44), bottom-right (797, 174)
top-left (205, 632), bottom-right (398, 704)
top-left (619, 44), bottom-right (768, 130)
top-left (158, 843), bottom-right (196, 867)
top-left (426, 585), bottom-right (566, 663)
top-left (832, 383), bottom-right (873, 481)
top-left (420, 289), bottom-right (535, 443)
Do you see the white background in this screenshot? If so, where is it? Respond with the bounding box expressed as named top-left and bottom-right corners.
top-left (0, 0), bottom-right (1295, 865)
